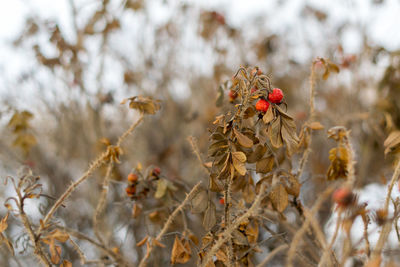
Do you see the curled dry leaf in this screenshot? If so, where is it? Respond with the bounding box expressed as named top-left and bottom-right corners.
top-left (234, 128), bottom-right (253, 148)
top-left (136, 236), bottom-right (149, 247)
top-left (203, 201), bottom-right (217, 231)
top-left (153, 239), bottom-right (166, 248)
top-left (170, 235), bottom-right (192, 264)
top-left (280, 116), bottom-right (300, 156)
top-left (283, 175), bottom-right (301, 197)
top-left (121, 96), bottom-right (161, 115)
top-left (263, 104), bottom-right (274, 124)
top-left (308, 121), bottom-right (324, 130)
top-left (245, 221), bottom-right (259, 244)
top-left (154, 179), bottom-right (168, 199)
top-left (384, 131), bottom-right (400, 156)
top-left (256, 156), bottom-right (274, 174)
top-left (0, 213), bottom-right (9, 233)
top-left (268, 117), bottom-right (283, 148)
top-left (231, 151), bottom-right (247, 176)
top-left (191, 189), bottom-right (208, 213)
top-left (327, 147), bottom-right (349, 180)
top-left (105, 145), bottom-right (123, 163)
top-left (60, 260), bottom-right (72, 267)
top-left (269, 184), bottom-right (289, 213)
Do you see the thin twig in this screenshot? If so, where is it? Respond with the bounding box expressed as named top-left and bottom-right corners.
top-left (286, 183), bottom-right (338, 267)
top-left (200, 183), bottom-right (267, 267)
top-left (370, 160), bottom-right (400, 261)
top-left (16, 191), bottom-right (51, 266)
top-left (187, 136), bottom-right (210, 174)
top-left (58, 226), bottom-right (127, 266)
top-left (38, 114), bottom-right (144, 234)
top-left (38, 151), bottom-right (109, 233)
top-left (256, 244), bottom-right (288, 267)
top-left (138, 181), bottom-right (202, 267)
top-left (224, 177), bottom-right (234, 266)
top-left (117, 113), bottom-right (144, 147)
top-left (93, 161), bottom-right (114, 244)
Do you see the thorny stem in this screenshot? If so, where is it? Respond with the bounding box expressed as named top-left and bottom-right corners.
top-left (318, 212), bottom-right (342, 267)
top-left (286, 184), bottom-right (338, 267)
top-left (38, 151), bottom-right (108, 233)
top-left (16, 190), bottom-right (51, 266)
top-left (58, 226), bottom-right (127, 266)
top-left (38, 114), bottom-right (144, 235)
top-left (93, 161), bottom-right (114, 245)
top-left (370, 159), bottom-right (400, 261)
top-left (343, 136), bottom-right (356, 188)
top-left (187, 136), bottom-right (210, 174)
top-left (296, 60), bottom-right (318, 179)
top-left (138, 182), bottom-right (202, 267)
top-left (224, 177), bottom-right (234, 266)
top-left (200, 183), bottom-right (267, 267)
top-left (117, 113), bottom-right (144, 147)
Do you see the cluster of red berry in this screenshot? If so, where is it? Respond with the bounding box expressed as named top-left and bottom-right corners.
top-left (125, 167), bottom-right (161, 200)
top-left (125, 173), bottom-right (139, 198)
top-left (255, 88), bottom-right (284, 112)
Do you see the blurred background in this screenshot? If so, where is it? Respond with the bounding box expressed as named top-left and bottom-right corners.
top-left (0, 0), bottom-right (400, 265)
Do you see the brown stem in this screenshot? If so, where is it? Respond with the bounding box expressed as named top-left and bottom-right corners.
top-left (16, 193), bottom-right (51, 266)
top-left (138, 182), bottom-right (202, 267)
top-left (370, 160), bottom-right (400, 261)
top-left (93, 161), bottom-right (114, 244)
top-left (200, 183), bottom-right (267, 267)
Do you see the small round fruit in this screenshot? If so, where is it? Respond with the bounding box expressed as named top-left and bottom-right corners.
top-left (229, 90), bottom-right (238, 101)
top-left (255, 99), bottom-right (270, 112)
top-left (125, 185), bottom-right (136, 195)
top-left (332, 187), bottom-right (354, 207)
top-left (127, 173), bottom-right (138, 183)
top-left (268, 88), bottom-right (284, 104)
top-left (219, 197), bottom-right (225, 205)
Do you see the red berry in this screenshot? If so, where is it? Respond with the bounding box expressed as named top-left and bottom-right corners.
top-left (332, 187), bottom-right (354, 207)
top-left (268, 88), bottom-right (284, 104)
top-left (125, 185), bottom-right (136, 196)
top-left (153, 167), bottom-right (161, 176)
top-left (229, 90), bottom-right (237, 101)
top-left (219, 197), bottom-right (225, 205)
top-left (127, 173), bottom-right (138, 183)
top-left (255, 99), bottom-right (270, 112)
top-left (251, 87), bottom-right (257, 94)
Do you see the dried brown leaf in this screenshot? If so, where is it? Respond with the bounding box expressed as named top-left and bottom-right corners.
top-left (136, 236), bottom-right (149, 247)
top-left (203, 202), bottom-right (216, 231)
top-left (281, 116), bottom-right (299, 156)
top-left (154, 179), bottom-right (168, 199)
top-left (263, 104), bottom-right (274, 124)
top-left (256, 157), bottom-right (274, 174)
top-left (122, 96), bottom-right (161, 114)
top-left (232, 151), bottom-right (247, 176)
top-left (234, 128), bottom-right (253, 148)
top-left (308, 121), bottom-right (324, 130)
top-left (170, 236), bottom-right (191, 264)
top-left (268, 117), bottom-right (283, 148)
top-left (270, 184), bottom-right (288, 213)
top-left (384, 131), bottom-right (400, 155)
top-left (191, 189), bottom-right (208, 213)
top-left (60, 260), bottom-right (72, 267)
